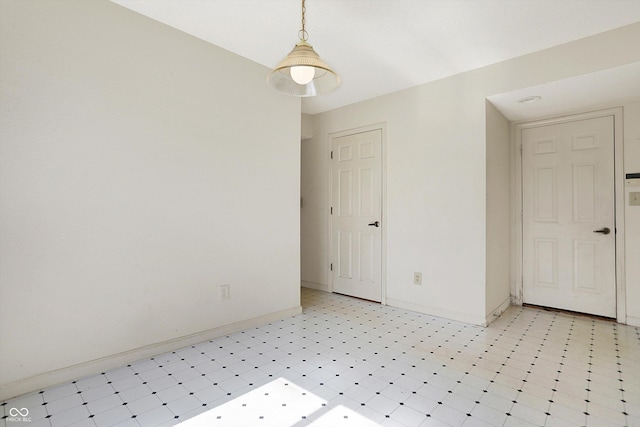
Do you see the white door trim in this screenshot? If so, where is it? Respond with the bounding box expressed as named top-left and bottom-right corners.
top-left (512, 108), bottom-right (626, 323)
top-left (327, 123), bottom-right (387, 304)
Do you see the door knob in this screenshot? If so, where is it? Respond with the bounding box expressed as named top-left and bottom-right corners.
top-left (368, 221), bottom-right (380, 227)
top-left (593, 227), bottom-right (610, 235)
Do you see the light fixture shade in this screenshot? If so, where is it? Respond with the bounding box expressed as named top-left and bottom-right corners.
top-left (267, 41), bottom-right (340, 97)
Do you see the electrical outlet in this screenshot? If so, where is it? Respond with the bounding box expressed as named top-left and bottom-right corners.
top-left (414, 272), bottom-right (422, 285)
top-left (220, 284), bottom-right (230, 301)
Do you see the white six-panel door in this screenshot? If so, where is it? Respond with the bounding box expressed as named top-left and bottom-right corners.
top-left (331, 129), bottom-right (382, 302)
top-left (522, 115), bottom-right (616, 317)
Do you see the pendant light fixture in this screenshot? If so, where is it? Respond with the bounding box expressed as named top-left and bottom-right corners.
top-left (267, 0), bottom-right (340, 97)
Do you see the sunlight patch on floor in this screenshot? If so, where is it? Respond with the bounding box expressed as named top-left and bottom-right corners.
top-left (176, 376), bottom-right (381, 426)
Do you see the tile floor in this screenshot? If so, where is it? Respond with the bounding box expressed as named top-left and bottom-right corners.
top-left (2, 288), bottom-right (639, 427)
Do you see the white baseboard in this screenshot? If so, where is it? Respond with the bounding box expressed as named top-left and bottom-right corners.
top-left (301, 280), bottom-right (329, 292)
top-left (485, 297), bottom-right (511, 326)
top-left (0, 305), bottom-right (302, 402)
top-left (385, 298), bottom-right (487, 326)
top-left (626, 315), bottom-right (640, 327)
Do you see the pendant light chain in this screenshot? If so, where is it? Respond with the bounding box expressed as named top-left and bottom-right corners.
top-left (267, 0), bottom-right (339, 96)
top-left (298, 0), bottom-right (309, 41)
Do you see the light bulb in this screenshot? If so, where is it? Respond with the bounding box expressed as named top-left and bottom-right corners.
top-left (290, 66), bottom-right (315, 85)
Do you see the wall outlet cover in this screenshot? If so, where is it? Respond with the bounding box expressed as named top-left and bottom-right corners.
top-left (220, 284), bottom-right (230, 301)
top-left (414, 272), bottom-right (422, 285)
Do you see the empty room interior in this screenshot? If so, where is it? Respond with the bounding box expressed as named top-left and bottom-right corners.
top-left (1, 1), bottom-right (640, 426)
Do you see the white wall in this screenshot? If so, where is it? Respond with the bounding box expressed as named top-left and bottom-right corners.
top-left (301, 127), bottom-right (329, 291)
top-left (311, 80), bottom-right (489, 324)
top-left (623, 99), bottom-right (640, 326)
top-left (485, 101), bottom-right (511, 319)
top-left (0, 0), bottom-right (301, 400)
top-left (301, 114), bottom-right (314, 141)
top-left (300, 112), bottom-right (326, 290)
top-left (302, 23), bottom-right (640, 325)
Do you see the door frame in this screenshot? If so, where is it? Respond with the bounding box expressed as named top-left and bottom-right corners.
top-left (512, 107), bottom-right (626, 322)
top-left (327, 123), bottom-right (387, 304)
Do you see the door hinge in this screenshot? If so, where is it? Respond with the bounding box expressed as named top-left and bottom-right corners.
top-left (330, 206), bottom-right (333, 215)
top-left (330, 263), bottom-right (333, 271)
top-left (330, 151), bottom-right (333, 159)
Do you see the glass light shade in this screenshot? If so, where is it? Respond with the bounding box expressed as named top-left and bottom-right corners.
top-left (267, 41), bottom-right (340, 97)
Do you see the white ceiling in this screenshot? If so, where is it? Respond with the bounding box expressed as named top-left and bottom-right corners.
top-left (488, 61), bottom-right (640, 121)
top-left (111, 0), bottom-right (640, 118)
